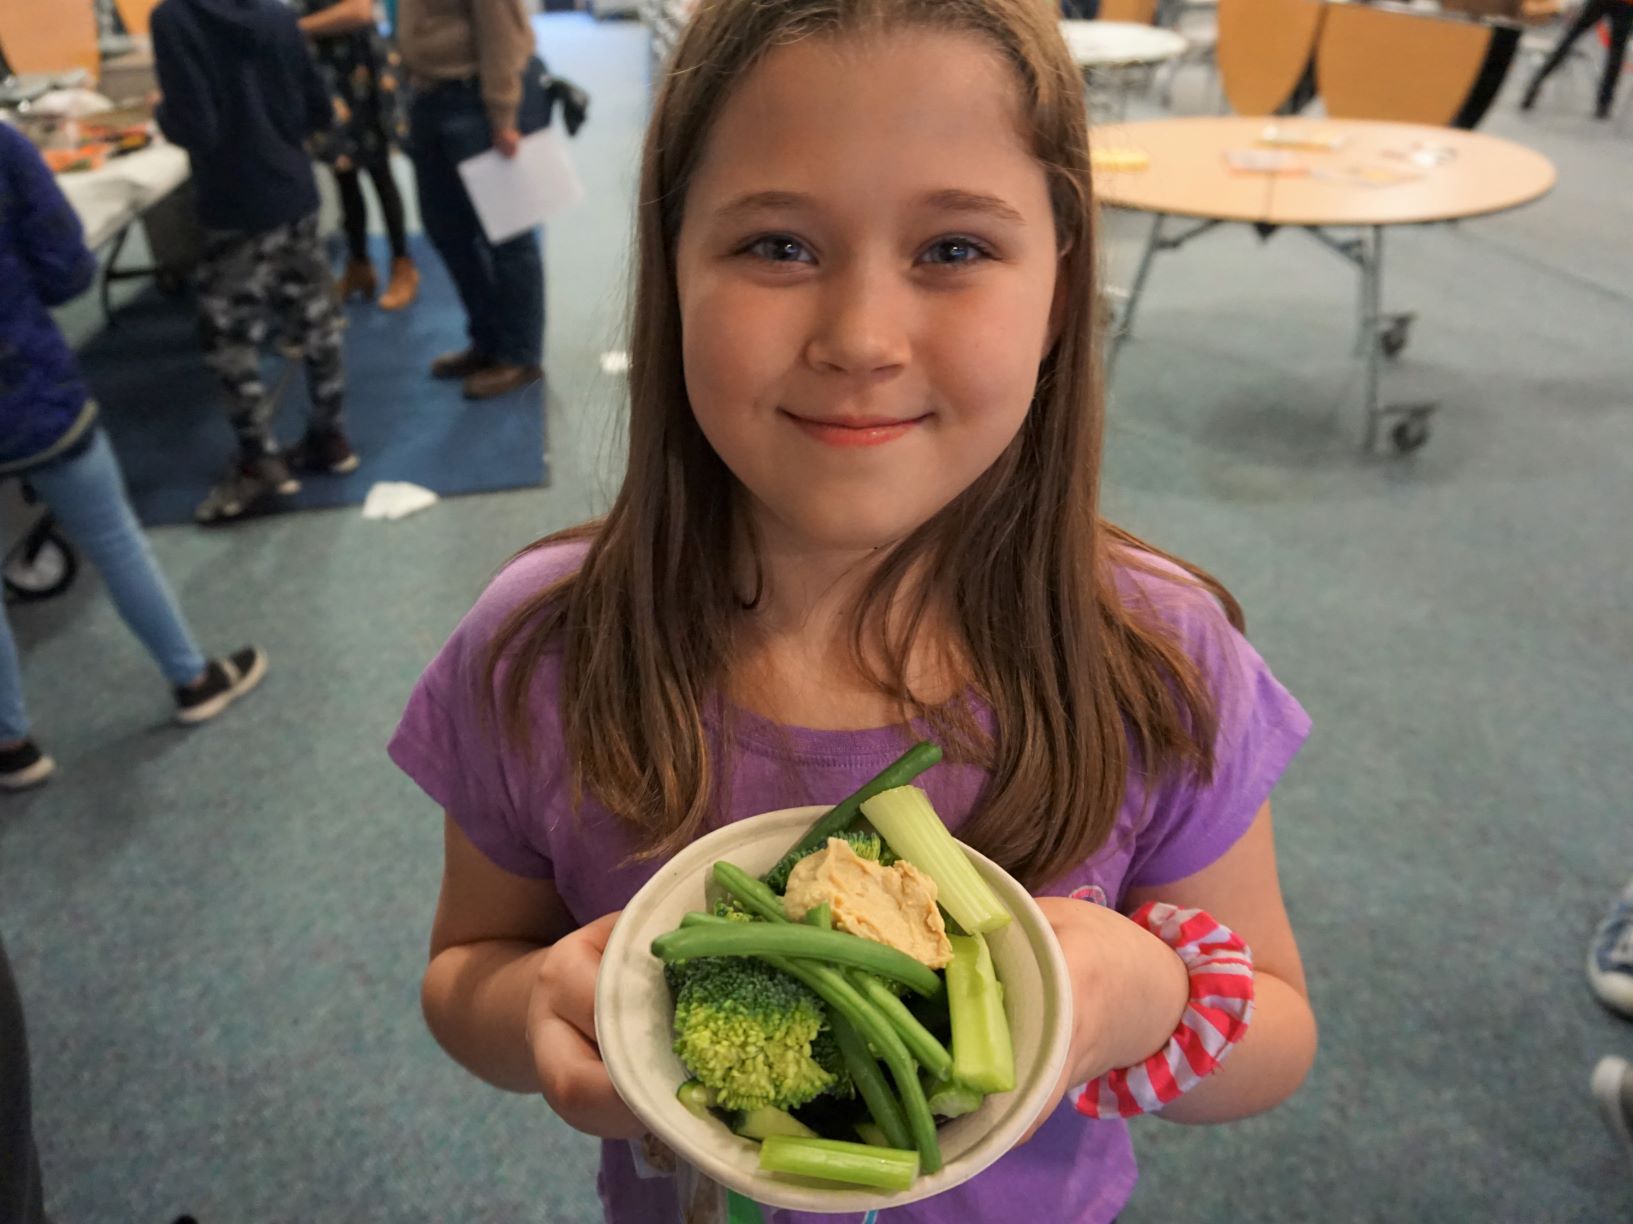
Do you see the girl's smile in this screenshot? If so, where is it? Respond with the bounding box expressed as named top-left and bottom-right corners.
top-left (780, 408), bottom-right (933, 448)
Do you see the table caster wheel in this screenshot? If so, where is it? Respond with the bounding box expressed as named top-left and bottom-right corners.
top-left (1380, 317), bottom-right (1411, 358)
top-left (1391, 417), bottom-right (1430, 454)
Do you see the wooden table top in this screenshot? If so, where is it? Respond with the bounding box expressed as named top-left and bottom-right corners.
top-left (1089, 116), bottom-right (1556, 227)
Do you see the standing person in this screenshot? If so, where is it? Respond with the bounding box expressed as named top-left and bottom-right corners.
top-left (151, 0), bottom-right (359, 525)
top-left (296, 0), bottom-right (421, 311)
top-left (0, 931), bottom-right (46, 1224)
top-left (1521, 0), bottom-right (1633, 120)
top-left (0, 123), bottom-right (265, 790)
top-left (397, 0), bottom-right (548, 400)
top-left (389, 3), bottom-right (1317, 1220)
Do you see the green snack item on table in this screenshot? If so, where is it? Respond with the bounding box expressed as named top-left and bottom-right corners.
top-left (758, 1134), bottom-right (921, 1192)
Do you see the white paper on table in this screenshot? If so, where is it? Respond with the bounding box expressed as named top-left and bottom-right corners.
top-left (361, 481), bottom-right (439, 521)
top-left (457, 125), bottom-right (585, 244)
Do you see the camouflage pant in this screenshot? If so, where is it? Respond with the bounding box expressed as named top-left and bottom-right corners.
top-left (195, 213), bottom-right (344, 458)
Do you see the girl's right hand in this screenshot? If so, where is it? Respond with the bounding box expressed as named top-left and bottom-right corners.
top-left (526, 910), bottom-right (648, 1139)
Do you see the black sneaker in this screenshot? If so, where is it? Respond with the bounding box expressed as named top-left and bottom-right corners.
top-left (194, 455), bottom-right (300, 525)
top-left (0, 739), bottom-right (55, 791)
top-left (288, 427), bottom-right (360, 475)
top-left (174, 647), bottom-right (267, 725)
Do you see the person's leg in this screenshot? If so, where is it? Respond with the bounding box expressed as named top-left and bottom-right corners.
top-left (334, 164), bottom-right (370, 263)
top-left (367, 149), bottom-right (420, 311)
top-left (1597, 5), bottom-right (1632, 117)
top-left (489, 229), bottom-right (544, 369)
top-left (466, 60), bottom-right (548, 392)
top-left (1525, 1), bottom-right (1609, 105)
top-left (270, 215), bottom-right (348, 438)
top-left (0, 596), bottom-right (30, 745)
top-left (332, 163), bottom-right (379, 302)
top-left (408, 88), bottom-right (501, 363)
top-left (27, 431), bottom-right (207, 687)
top-left (195, 229), bottom-right (280, 459)
top-left (0, 930), bottom-right (50, 1224)
top-left (364, 151), bottom-right (409, 261)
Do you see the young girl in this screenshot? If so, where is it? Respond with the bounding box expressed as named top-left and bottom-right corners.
top-left (390, 2), bottom-right (1316, 1220)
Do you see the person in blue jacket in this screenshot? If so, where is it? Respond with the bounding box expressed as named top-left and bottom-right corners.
top-left (0, 121), bottom-right (267, 790)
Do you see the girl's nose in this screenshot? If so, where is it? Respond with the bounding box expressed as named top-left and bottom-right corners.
top-left (803, 264), bottom-right (910, 379)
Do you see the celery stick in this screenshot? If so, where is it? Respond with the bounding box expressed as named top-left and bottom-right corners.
top-left (860, 787), bottom-right (1011, 935)
top-left (758, 1135), bottom-right (920, 1191)
top-left (945, 933), bottom-right (1015, 1094)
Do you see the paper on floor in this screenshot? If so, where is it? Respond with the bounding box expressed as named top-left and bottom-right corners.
top-left (361, 482), bottom-right (439, 521)
top-left (458, 126), bottom-right (586, 245)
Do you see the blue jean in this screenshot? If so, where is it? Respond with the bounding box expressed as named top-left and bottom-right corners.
top-left (0, 428), bottom-right (206, 740)
top-left (408, 60), bottom-right (548, 367)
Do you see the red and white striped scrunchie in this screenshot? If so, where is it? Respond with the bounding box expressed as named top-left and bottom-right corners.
top-left (1073, 901), bottom-right (1255, 1119)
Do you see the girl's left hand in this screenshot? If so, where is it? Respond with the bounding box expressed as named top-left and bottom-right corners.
top-left (1019, 896), bottom-right (1191, 1142)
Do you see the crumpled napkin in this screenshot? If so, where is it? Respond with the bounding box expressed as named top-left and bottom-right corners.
top-left (361, 481), bottom-right (439, 521)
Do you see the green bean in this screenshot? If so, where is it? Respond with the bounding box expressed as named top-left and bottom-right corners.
top-left (713, 862), bottom-right (791, 925)
top-left (847, 971), bottom-right (953, 1081)
top-left (763, 741), bottom-right (943, 885)
top-left (827, 1006), bottom-right (912, 1150)
top-left (753, 952), bottom-right (942, 1174)
top-left (651, 919), bottom-right (942, 999)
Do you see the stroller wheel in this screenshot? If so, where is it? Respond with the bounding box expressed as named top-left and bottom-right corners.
top-left (4, 521), bottom-right (77, 602)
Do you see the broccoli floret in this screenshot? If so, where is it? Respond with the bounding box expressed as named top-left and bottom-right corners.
top-left (764, 830), bottom-right (887, 894)
top-left (668, 956), bottom-right (835, 1111)
top-left (809, 1023), bottom-right (855, 1101)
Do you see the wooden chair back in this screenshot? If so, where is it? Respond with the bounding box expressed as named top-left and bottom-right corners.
top-left (1317, 2), bottom-right (1494, 126)
top-left (0, 0), bottom-right (100, 81)
top-left (1216, 0), bottom-right (1325, 115)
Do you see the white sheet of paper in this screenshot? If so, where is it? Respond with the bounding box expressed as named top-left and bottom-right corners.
top-left (457, 125), bottom-right (585, 244)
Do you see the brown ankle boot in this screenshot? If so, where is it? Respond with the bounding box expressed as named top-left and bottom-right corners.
top-left (377, 256), bottom-right (420, 311)
top-left (335, 258), bottom-right (377, 303)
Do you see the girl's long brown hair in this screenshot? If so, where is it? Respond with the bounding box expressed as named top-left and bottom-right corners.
top-left (487, 0), bottom-right (1243, 890)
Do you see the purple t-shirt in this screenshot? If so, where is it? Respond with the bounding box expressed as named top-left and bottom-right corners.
top-left (389, 541), bottom-right (1310, 1224)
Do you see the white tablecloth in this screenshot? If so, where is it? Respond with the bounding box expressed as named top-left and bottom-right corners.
top-left (1060, 21), bottom-right (1189, 69)
top-left (55, 141), bottom-right (190, 249)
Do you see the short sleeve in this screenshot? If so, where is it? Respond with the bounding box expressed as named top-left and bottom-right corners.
top-left (387, 541), bottom-right (591, 880)
top-left (1122, 567), bottom-right (1312, 890)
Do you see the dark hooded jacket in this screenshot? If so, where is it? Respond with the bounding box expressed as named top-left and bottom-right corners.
top-left (151, 0), bottom-right (333, 232)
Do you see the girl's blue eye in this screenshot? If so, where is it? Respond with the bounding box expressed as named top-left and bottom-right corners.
top-left (922, 237), bottom-right (990, 266)
top-left (747, 236), bottom-right (813, 264)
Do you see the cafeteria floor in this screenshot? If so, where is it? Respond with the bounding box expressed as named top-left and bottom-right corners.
top-left (3, 13), bottom-right (1630, 1223)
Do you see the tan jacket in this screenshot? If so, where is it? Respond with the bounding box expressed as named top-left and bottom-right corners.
top-left (397, 0), bottom-right (536, 132)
